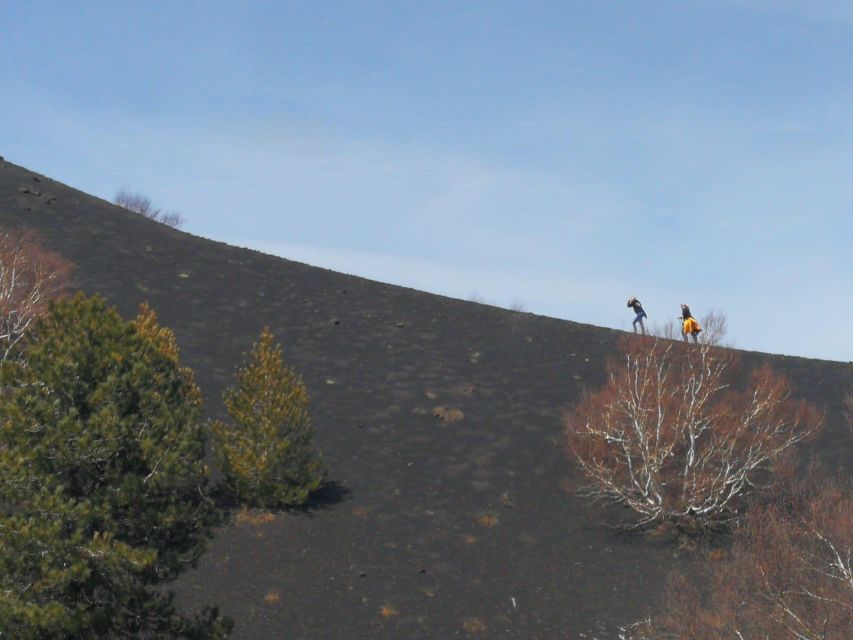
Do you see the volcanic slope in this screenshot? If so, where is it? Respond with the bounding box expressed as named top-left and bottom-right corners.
top-left (1, 158), bottom-right (851, 639)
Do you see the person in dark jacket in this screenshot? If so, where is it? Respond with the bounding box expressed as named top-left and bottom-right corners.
top-left (627, 297), bottom-right (647, 335)
top-left (680, 303), bottom-right (701, 343)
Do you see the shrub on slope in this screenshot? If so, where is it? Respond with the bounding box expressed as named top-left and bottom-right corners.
top-left (0, 294), bottom-right (229, 637)
top-left (212, 327), bottom-right (325, 508)
top-left (565, 336), bottom-right (823, 531)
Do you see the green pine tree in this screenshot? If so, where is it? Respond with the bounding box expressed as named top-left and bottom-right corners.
top-left (0, 492), bottom-right (232, 638)
top-left (212, 327), bottom-right (325, 508)
top-left (0, 294), bottom-right (229, 637)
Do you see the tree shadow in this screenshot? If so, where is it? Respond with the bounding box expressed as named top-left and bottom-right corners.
top-left (210, 479), bottom-right (351, 519)
top-left (299, 480), bottom-right (351, 515)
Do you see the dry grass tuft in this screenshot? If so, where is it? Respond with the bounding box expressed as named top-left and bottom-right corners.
top-left (433, 406), bottom-right (464, 423)
top-left (463, 617), bottom-right (488, 633)
top-left (235, 508), bottom-right (275, 526)
top-left (475, 513), bottom-right (499, 528)
top-left (707, 548), bottom-right (728, 562)
top-left (263, 590), bottom-right (280, 604)
top-left (380, 604), bottom-right (399, 618)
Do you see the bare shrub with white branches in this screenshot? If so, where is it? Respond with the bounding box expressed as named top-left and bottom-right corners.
top-left (0, 228), bottom-right (72, 362)
top-left (624, 466), bottom-right (852, 640)
top-left (564, 336), bottom-right (822, 530)
top-left (115, 188), bottom-right (185, 229)
top-left (652, 309), bottom-right (729, 347)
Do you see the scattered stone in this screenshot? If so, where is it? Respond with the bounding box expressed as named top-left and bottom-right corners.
top-left (17, 184), bottom-right (41, 196)
top-left (177, 272), bottom-right (190, 278)
top-left (325, 378), bottom-right (336, 385)
top-left (396, 321), bottom-right (406, 328)
top-left (572, 374), bottom-right (581, 381)
top-left (32, 176), bottom-right (40, 182)
top-left (469, 351), bottom-right (481, 363)
top-left (460, 384), bottom-right (477, 395)
top-left (331, 318), bottom-right (341, 325)
top-left (425, 390), bottom-right (438, 399)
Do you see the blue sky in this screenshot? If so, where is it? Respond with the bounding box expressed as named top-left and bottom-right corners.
top-left (1, 1), bottom-right (851, 361)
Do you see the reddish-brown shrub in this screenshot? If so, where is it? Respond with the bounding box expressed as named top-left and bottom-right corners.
top-left (637, 467), bottom-right (853, 640)
top-left (565, 337), bottom-right (822, 530)
top-left (0, 228), bottom-right (72, 361)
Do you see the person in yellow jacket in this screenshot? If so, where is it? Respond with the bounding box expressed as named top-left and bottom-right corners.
top-left (681, 304), bottom-right (701, 343)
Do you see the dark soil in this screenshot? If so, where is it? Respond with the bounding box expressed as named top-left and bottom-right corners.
top-left (2, 158), bottom-right (851, 639)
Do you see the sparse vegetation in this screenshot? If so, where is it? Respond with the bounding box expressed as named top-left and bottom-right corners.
top-left (212, 327), bottom-right (326, 508)
top-left (115, 187), bottom-right (186, 228)
top-left (235, 508), bottom-right (276, 526)
top-left (433, 405), bottom-right (464, 423)
top-left (463, 617), bottom-right (488, 633)
top-left (467, 292), bottom-right (526, 312)
top-left (0, 294), bottom-right (228, 637)
top-left (475, 512), bottom-right (499, 527)
top-left (564, 336), bottom-right (822, 531)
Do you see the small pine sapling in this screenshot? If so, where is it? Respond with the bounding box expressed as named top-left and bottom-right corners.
top-left (212, 327), bottom-right (325, 508)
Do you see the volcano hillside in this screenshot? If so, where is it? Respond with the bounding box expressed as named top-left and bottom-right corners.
top-left (1, 158), bottom-right (851, 639)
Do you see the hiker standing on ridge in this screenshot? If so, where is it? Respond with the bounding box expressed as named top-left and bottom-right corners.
top-left (627, 297), bottom-right (647, 335)
top-left (680, 303), bottom-right (701, 343)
